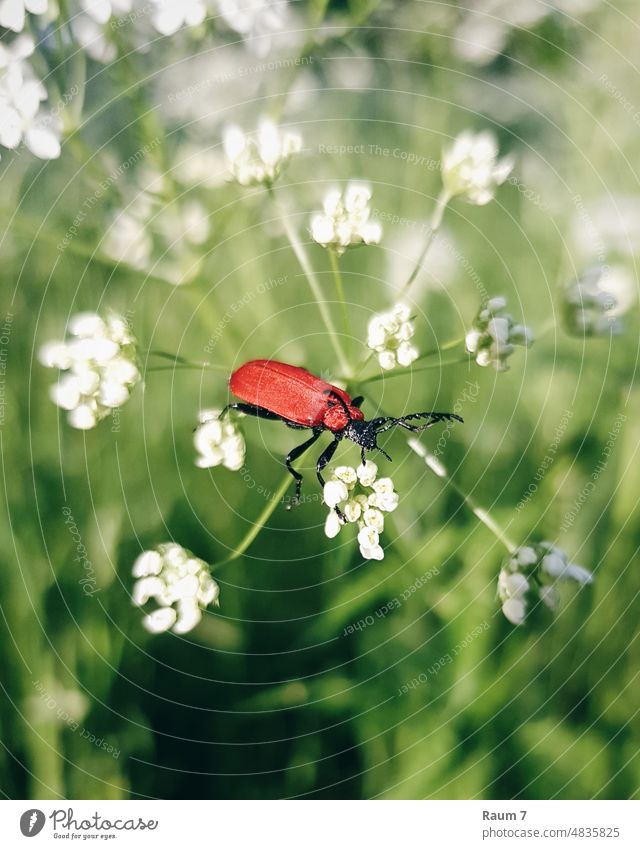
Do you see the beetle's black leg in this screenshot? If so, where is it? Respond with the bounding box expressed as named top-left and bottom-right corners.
top-left (220, 403), bottom-right (283, 421)
top-left (351, 396), bottom-right (365, 408)
top-left (315, 437), bottom-right (346, 520)
top-left (284, 428), bottom-right (323, 510)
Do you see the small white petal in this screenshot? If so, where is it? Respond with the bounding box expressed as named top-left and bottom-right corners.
top-left (172, 600), bottom-right (202, 634)
top-left (68, 404), bottom-right (98, 429)
top-left (323, 480), bottom-right (349, 508)
top-left (324, 510), bottom-right (343, 539)
top-left (502, 597), bottom-right (526, 625)
top-left (132, 550), bottom-right (163, 578)
top-left (142, 607), bottom-right (177, 634)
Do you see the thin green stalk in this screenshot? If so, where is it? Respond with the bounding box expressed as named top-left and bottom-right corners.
top-left (269, 190), bottom-right (350, 375)
top-left (216, 451), bottom-right (314, 567)
top-left (146, 350), bottom-right (228, 371)
top-left (356, 354), bottom-right (470, 385)
top-left (399, 187), bottom-right (451, 298)
top-left (329, 249), bottom-right (351, 357)
top-left (408, 440), bottom-right (517, 553)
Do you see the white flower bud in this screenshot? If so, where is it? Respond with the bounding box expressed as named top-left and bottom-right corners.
top-left (442, 130), bottom-right (513, 206)
top-left (323, 480), bottom-right (349, 509)
top-left (142, 607), bottom-right (177, 634)
top-left (324, 510), bottom-right (343, 539)
top-left (311, 181), bottom-right (382, 255)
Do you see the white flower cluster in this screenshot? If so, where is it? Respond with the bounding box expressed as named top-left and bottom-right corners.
top-left (465, 296), bottom-right (534, 372)
top-left (498, 542), bottom-right (593, 626)
top-left (442, 130), bottom-right (513, 206)
top-left (39, 312), bottom-right (140, 430)
top-left (194, 409), bottom-right (246, 471)
top-left (224, 118), bottom-right (302, 187)
top-left (0, 35), bottom-right (61, 160)
top-left (367, 303), bottom-right (418, 370)
top-left (132, 543), bottom-right (220, 635)
top-left (310, 182), bottom-right (382, 256)
top-left (323, 462), bottom-right (399, 560)
top-left (563, 265), bottom-right (631, 337)
top-left (0, 0), bottom-right (46, 32)
top-left (103, 187), bottom-right (210, 284)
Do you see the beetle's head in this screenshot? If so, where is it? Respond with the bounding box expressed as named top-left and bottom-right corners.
top-left (345, 419), bottom-right (389, 457)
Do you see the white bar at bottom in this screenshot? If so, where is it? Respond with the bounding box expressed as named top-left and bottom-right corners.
top-left (0, 800), bottom-right (638, 848)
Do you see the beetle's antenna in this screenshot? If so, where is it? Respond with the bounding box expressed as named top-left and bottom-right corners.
top-left (375, 412), bottom-right (463, 435)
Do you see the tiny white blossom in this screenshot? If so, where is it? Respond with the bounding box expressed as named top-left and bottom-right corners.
top-left (367, 302), bottom-right (418, 370)
top-left (563, 265), bottom-right (631, 337)
top-left (466, 296), bottom-right (534, 371)
top-left (39, 312), bottom-right (140, 429)
top-left (194, 409), bottom-right (246, 471)
top-left (442, 130), bottom-right (513, 206)
top-left (132, 543), bottom-right (219, 635)
top-left (224, 118), bottom-right (301, 187)
top-left (322, 463), bottom-right (398, 560)
top-left (498, 542), bottom-right (593, 626)
top-left (0, 0), bottom-right (47, 33)
top-left (310, 182), bottom-right (382, 256)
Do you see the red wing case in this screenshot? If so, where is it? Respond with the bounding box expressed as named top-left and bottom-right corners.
top-left (229, 360), bottom-right (352, 427)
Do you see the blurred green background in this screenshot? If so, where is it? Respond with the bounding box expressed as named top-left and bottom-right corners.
top-left (1, 0), bottom-right (640, 799)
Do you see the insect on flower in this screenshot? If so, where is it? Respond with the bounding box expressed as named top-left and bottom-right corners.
top-left (222, 360), bottom-right (462, 514)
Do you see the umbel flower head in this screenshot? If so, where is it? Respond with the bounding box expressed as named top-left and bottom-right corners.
top-left (498, 542), bottom-right (593, 626)
top-left (132, 543), bottom-right (220, 634)
top-left (310, 182), bottom-right (382, 256)
top-left (194, 409), bottom-right (246, 471)
top-left (367, 302), bottom-right (418, 370)
top-left (442, 130), bottom-right (513, 206)
top-left (39, 312), bottom-right (140, 430)
top-left (323, 461), bottom-right (399, 560)
top-left (562, 265), bottom-right (631, 337)
top-left (223, 118), bottom-right (302, 187)
top-left (465, 296), bottom-right (534, 371)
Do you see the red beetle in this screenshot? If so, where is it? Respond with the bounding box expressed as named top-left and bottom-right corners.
top-left (223, 359), bottom-right (462, 510)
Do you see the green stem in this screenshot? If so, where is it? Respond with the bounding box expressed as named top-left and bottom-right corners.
top-left (146, 350), bottom-right (227, 371)
top-left (408, 439), bottom-right (517, 553)
top-left (269, 190), bottom-right (350, 375)
top-left (356, 354), bottom-right (470, 385)
top-left (399, 187), bottom-right (451, 298)
top-left (329, 249), bottom-right (351, 357)
top-left (217, 451), bottom-right (315, 566)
